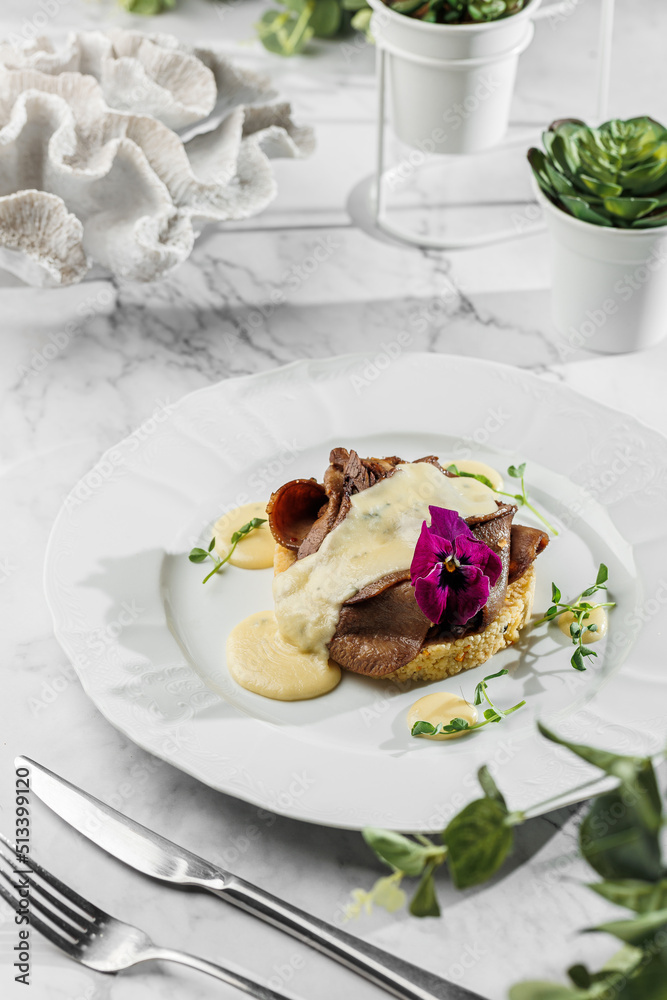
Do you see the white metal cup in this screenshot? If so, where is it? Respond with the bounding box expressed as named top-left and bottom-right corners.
top-left (536, 185), bottom-right (667, 354)
top-left (368, 0), bottom-right (539, 155)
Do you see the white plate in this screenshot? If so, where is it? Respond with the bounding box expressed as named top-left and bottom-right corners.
top-left (44, 353), bottom-right (667, 831)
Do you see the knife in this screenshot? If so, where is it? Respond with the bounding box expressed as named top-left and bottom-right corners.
top-left (19, 756), bottom-right (484, 1000)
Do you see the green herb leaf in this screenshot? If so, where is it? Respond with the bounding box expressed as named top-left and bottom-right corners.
top-left (507, 463), bottom-right (525, 479)
top-left (442, 797), bottom-right (513, 889)
top-left (362, 828), bottom-right (433, 877)
top-left (188, 548), bottom-right (209, 563)
top-left (537, 724), bottom-right (662, 830)
top-left (508, 985), bottom-right (580, 999)
top-left (586, 907), bottom-right (667, 947)
top-left (473, 667), bottom-right (508, 705)
top-left (571, 648), bottom-right (586, 671)
top-left (580, 787), bottom-right (663, 882)
top-left (409, 861), bottom-right (441, 917)
top-left (445, 464), bottom-right (496, 491)
top-left (411, 720), bottom-right (438, 736)
top-left (551, 582), bottom-right (562, 603)
top-left (477, 764), bottom-right (507, 808)
top-left (194, 517), bottom-right (267, 584)
top-left (566, 965), bottom-right (591, 989)
top-left (588, 878), bottom-right (667, 914)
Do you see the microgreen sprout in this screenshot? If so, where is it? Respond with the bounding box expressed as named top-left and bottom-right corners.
top-left (533, 563), bottom-right (615, 670)
top-left (410, 668), bottom-right (525, 738)
top-left (188, 518), bottom-right (267, 584)
top-left (446, 462), bottom-right (558, 535)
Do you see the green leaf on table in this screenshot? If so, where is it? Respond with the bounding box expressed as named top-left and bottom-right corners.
top-left (586, 907), bottom-right (667, 947)
top-left (588, 879), bottom-right (667, 914)
top-left (580, 787), bottom-right (663, 882)
top-left (477, 764), bottom-right (507, 809)
top-left (409, 861), bottom-right (441, 917)
top-left (538, 724), bottom-right (662, 835)
top-left (507, 463), bottom-right (526, 479)
top-left (362, 828), bottom-right (432, 877)
top-left (607, 952), bottom-right (667, 1000)
top-left (442, 797), bottom-right (513, 889)
top-left (566, 965), bottom-right (591, 989)
top-left (508, 983), bottom-right (581, 999)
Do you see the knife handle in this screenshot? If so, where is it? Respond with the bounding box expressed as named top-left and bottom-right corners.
top-left (207, 876), bottom-right (484, 1000)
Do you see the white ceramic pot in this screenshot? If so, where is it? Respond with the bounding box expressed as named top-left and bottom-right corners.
top-left (536, 186), bottom-right (667, 354)
top-left (368, 0), bottom-right (539, 155)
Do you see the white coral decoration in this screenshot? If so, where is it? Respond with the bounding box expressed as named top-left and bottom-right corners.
top-left (0, 31), bottom-right (315, 287)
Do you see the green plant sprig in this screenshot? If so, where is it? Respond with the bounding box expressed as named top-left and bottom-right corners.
top-left (351, 720), bottom-right (667, 991)
top-left (188, 518), bottom-right (266, 584)
top-left (533, 563), bottom-right (615, 671)
top-left (411, 668), bottom-right (525, 738)
top-left (446, 462), bottom-right (559, 535)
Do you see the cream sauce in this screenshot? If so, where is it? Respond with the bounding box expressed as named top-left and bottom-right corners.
top-left (407, 692), bottom-right (479, 741)
top-left (442, 459), bottom-right (504, 492)
top-left (226, 611), bottom-right (341, 700)
top-left (273, 461), bottom-right (500, 658)
top-left (558, 605), bottom-right (608, 642)
top-left (214, 501), bottom-right (274, 570)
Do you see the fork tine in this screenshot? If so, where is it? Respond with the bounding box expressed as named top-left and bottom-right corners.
top-left (0, 878), bottom-right (78, 956)
top-left (0, 847), bottom-right (90, 932)
top-left (0, 868), bottom-right (86, 941)
top-left (0, 834), bottom-right (104, 920)
top-left (0, 860), bottom-right (85, 939)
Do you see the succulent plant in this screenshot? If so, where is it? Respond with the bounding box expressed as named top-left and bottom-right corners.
top-left (529, 117), bottom-right (667, 229)
top-left (382, 0), bottom-right (526, 21)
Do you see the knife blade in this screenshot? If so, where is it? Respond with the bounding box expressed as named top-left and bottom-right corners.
top-left (20, 756), bottom-right (484, 1000)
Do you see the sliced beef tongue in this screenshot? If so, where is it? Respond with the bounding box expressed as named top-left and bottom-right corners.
top-left (297, 448), bottom-right (402, 559)
top-left (332, 501), bottom-right (518, 666)
top-left (508, 525), bottom-right (549, 583)
top-left (269, 449), bottom-right (548, 676)
top-left (467, 503), bottom-right (517, 627)
top-left (329, 580), bottom-right (432, 677)
top-left (266, 478), bottom-right (327, 551)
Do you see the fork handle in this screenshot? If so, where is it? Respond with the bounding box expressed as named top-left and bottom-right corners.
top-left (207, 877), bottom-right (484, 1000)
top-left (147, 947), bottom-right (292, 1000)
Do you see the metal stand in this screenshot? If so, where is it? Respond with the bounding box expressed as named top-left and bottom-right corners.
top-left (367, 0), bottom-right (615, 251)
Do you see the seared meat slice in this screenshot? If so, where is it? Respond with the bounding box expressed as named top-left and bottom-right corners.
top-left (328, 580), bottom-right (432, 677)
top-left (508, 525), bottom-right (549, 583)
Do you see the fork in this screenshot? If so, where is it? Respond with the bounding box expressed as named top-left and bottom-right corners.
top-left (0, 835), bottom-right (292, 999)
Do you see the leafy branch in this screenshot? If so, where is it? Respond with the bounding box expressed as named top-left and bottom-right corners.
top-left (189, 518), bottom-right (266, 584)
top-left (533, 563), bottom-right (615, 671)
top-left (350, 720), bottom-right (667, 1000)
top-left (411, 668), bottom-right (525, 738)
top-left (446, 462), bottom-right (558, 535)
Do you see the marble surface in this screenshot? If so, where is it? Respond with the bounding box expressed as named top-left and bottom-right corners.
top-left (1, 1), bottom-right (667, 999)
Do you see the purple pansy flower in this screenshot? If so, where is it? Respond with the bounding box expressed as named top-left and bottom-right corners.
top-left (410, 506), bottom-right (502, 627)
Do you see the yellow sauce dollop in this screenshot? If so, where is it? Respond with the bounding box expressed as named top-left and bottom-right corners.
top-left (226, 611), bottom-right (341, 701)
top-left (407, 691), bottom-right (479, 741)
top-left (214, 501), bottom-right (274, 570)
top-left (558, 606), bottom-right (608, 642)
